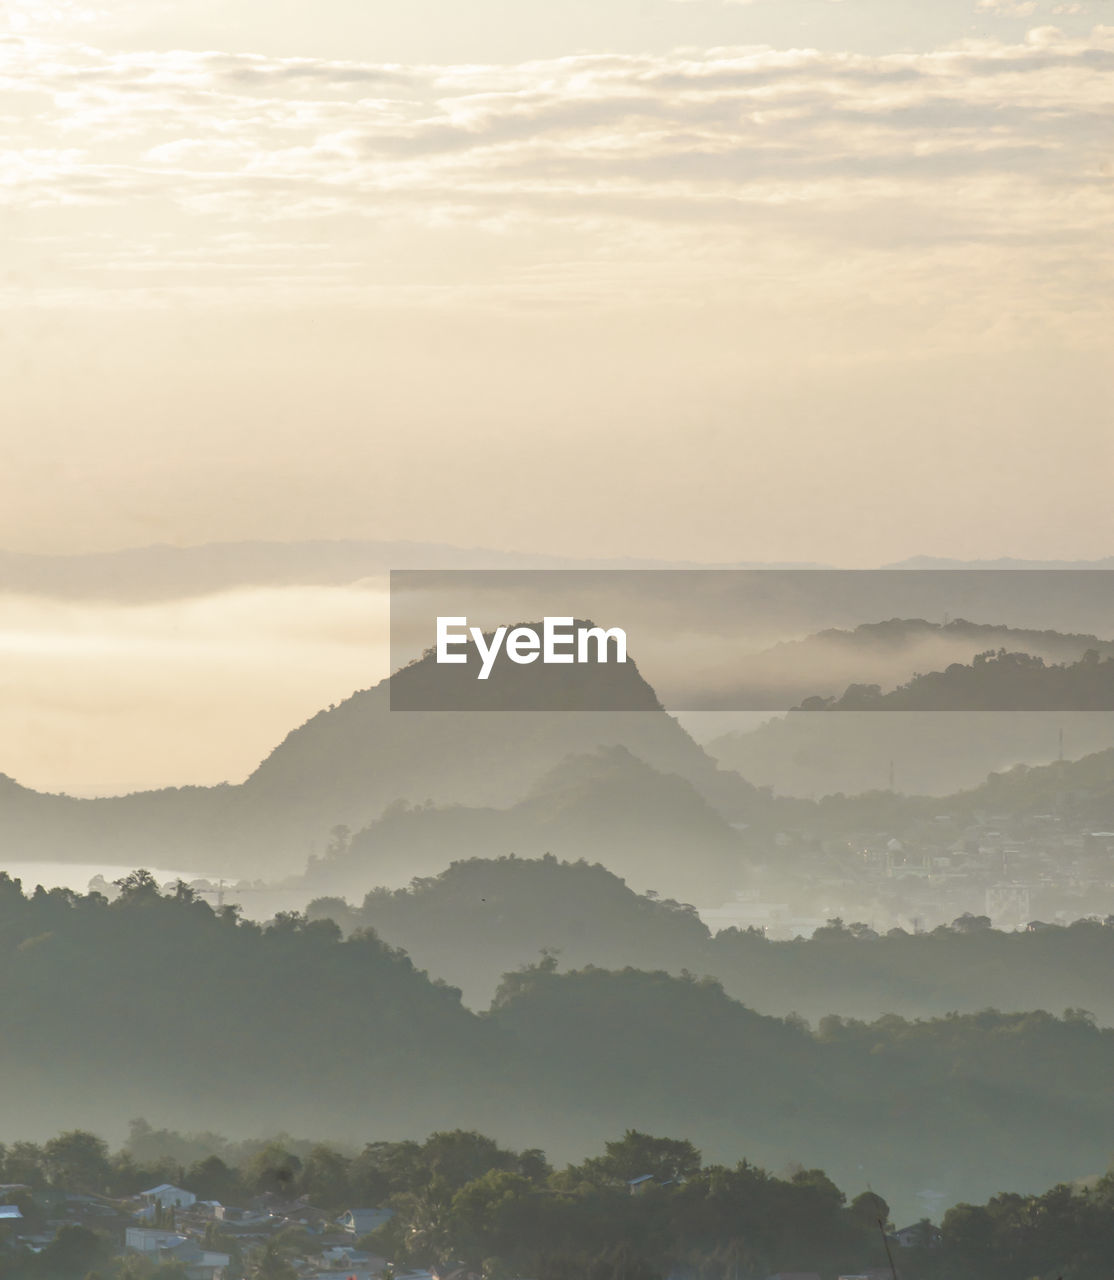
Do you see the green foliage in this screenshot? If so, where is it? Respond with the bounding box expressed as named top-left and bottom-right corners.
top-left (4, 1121), bottom-right (1114, 1280)
top-left (43, 1132), bottom-right (111, 1194)
top-left (581, 1132), bottom-right (702, 1186)
top-left (5, 874), bottom-right (1114, 1215)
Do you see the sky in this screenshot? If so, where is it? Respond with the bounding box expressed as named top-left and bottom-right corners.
top-left (2, 0), bottom-right (1112, 567)
top-left (1, 0), bottom-right (1113, 793)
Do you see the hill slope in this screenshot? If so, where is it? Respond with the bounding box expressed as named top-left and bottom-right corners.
top-left (296, 746), bottom-right (750, 904)
top-left (0, 645), bottom-right (753, 877)
top-left (3, 875), bottom-right (1114, 1222)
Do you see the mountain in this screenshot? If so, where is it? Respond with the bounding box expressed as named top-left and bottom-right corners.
top-left (0, 541), bottom-right (830, 602)
top-left (295, 746), bottom-right (751, 904)
top-left (883, 556), bottom-right (1114, 570)
top-left (308, 854), bottom-right (714, 1007)
top-left (5, 875), bottom-right (1114, 1220)
top-left (797, 647), bottom-right (1114, 711)
top-left (707, 617), bottom-right (1114, 710)
top-left (0, 642), bottom-right (755, 878)
top-left (703, 619), bottom-right (1114, 796)
top-left (705, 709), bottom-right (1114, 798)
top-left (5, 538), bottom-right (1113, 605)
top-left (312, 854), bottom-right (1114, 1024)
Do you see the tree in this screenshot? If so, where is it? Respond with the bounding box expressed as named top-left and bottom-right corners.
top-left (952, 913), bottom-right (992, 934)
top-left (251, 1238), bottom-right (298, 1280)
top-left (244, 1143), bottom-right (302, 1197)
top-left (43, 1131), bottom-right (111, 1194)
top-left (299, 1145), bottom-right (351, 1209)
top-left (3, 1141), bottom-right (46, 1189)
top-left (32, 1224), bottom-right (113, 1279)
top-left (113, 869), bottom-right (162, 903)
top-left (849, 1190), bottom-right (891, 1232)
top-left (184, 1155), bottom-right (243, 1205)
top-left (584, 1131), bottom-right (701, 1185)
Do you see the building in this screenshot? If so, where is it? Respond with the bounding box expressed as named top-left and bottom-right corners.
top-left (337, 1208), bottom-right (394, 1236)
top-left (124, 1227), bottom-right (230, 1280)
top-left (139, 1184), bottom-right (198, 1211)
top-left (893, 1222), bottom-right (942, 1248)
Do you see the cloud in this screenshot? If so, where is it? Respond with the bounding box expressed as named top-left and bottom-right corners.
top-left (976, 0), bottom-right (1039, 14)
top-left (0, 585), bottom-right (392, 794)
top-left (0, 27), bottom-right (1110, 343)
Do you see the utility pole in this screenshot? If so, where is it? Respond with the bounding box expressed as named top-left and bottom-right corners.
top-left (878, 1218), bottom-right (899, 1280)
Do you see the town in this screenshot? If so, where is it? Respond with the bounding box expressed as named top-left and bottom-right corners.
top-left (0, 1127), bottom-right (954, 1280)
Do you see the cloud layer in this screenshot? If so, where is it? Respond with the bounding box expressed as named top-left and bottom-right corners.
top-left (0, 26), bottom-right (1110, 334)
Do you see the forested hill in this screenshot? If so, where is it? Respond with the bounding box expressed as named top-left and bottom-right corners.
top-left (307, 854), bottom-right (1114, 1021)
top-left (3, 870), bottom-right (1114, 1221)
top-left (710, 616), bottom-right (1114, 710)
top-left (0, 648), bottom-right (753, 876)
top-left (296, 747), bottom-right (750, 902)
top-left (799, 646), bottom-right (1114, 710)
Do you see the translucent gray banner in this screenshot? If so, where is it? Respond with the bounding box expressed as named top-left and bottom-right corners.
top-left (389, 569), bottom-right (1114, 711)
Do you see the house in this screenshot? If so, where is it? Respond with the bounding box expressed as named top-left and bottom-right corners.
top-left (317, 1245), bottom-right (370, 1267)
top-left (126, 1228), bottom-right (189, 1254)
top-left (310, 1272), bottom-right (383, 1280)
top-left (170, 1241), bottom-right (233, 1280)
top-left (139, 1184), bottom-right (197, 1211)
top-left (893, 1221), bottom-right (942, 1248)
top-left (314, 1246), bottom-right (390, 1274)
top-left (627, 1175), bottom-right (655, 1195)
top-left (124, 1227), bottom-right (229, 1280)
top-left (337, 1207), bottom-right (394, 1236)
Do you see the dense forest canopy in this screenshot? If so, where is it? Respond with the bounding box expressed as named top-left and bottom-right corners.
top-left (306, 853), bottom-right (1114, 1021)
top-left (2, 871), bottom-right (1114, 1221)
top-left (3, 1123), bottom-right (1114, 1280)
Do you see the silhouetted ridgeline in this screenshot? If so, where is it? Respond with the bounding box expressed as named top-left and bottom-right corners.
top-left (297, 747), bottom-right (750, 902)
top-left (2, 871), bottom-right (1114, 1220)
top-left (304, 854), bottom-right (1114, 1021)
top-left (8, 623), bottom-right (1114, 888)
top-left (0, 647), bottom-right (753, 880)
top-left (712, 616), bottom-right (1114, 710)
top-left (799, 647), bottom-right (1114, 710)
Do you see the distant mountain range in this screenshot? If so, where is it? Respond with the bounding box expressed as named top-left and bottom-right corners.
top-left (3, 538), bottom-right (1114, 602)
top-left (0, 541), bottom-right (829, 601)
top-left (800, 646), bottom-right (1114, 711)
top-left (884, 556), bottom-right (1114, 570)
top-left (705, 709), bottom-right (1114, 799)
top-left (0, 643), bottom-right (754, 884)
top-left (297, 745), bottom-right (750, 903)
top-left (702, 616), bottom-right (1114, 710)
top-left (309, 853), bottom-right (1114, 1023)
top-left (9, 616), bottom-right (1114, 886)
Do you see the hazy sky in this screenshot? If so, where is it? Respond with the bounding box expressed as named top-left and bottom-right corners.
top-left (2, 0), bottom-right (1112, 567)
top-left (2, 0), bottom-right (1113, 794)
